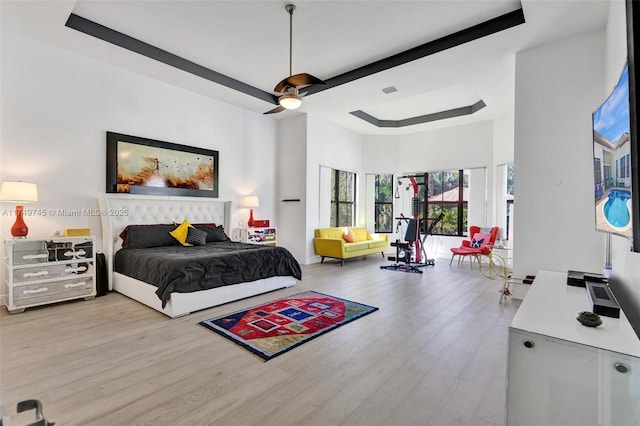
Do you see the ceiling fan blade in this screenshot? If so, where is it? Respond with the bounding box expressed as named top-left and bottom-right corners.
top-left (264, 105), bottom-right (286, 115)
top-left (273, 73), bottom-right (326, 93)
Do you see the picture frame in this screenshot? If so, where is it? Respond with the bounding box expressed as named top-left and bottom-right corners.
top-left (106, 132), bottom-right (219, 198)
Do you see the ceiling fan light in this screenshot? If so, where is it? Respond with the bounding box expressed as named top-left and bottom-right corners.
top-left (279, 93), bottom-right (302, 109)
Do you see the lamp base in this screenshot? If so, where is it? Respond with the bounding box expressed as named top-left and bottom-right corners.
top-left (11, 205), bottom-right (29, 238)
top-left (248, 208), bottom-right (255, 227)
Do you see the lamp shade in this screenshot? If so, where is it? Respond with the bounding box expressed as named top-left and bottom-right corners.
top-left (0, 182), bottom-right (38, 203)
top-left (243, 196), bottom-right (260, 208)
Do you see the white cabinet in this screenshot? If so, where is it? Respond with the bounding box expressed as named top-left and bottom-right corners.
top-left (232, 227), bottom-right (277, 247)
top-left (4, 236), bottom-right (96, 313)
top-left (506, 270), bottom-right (640, 426)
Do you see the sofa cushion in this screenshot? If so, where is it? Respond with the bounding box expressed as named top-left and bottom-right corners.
top-left (315, 228), bottom-right (345, 239)
top-left (350, 227), bottom-right (368, 242)
top-left (343, 241), bottom-right (371, 253)
top-left (343, 230), bottom-right (354, 243)
top-left (367, 239), bottom-right (387, 250)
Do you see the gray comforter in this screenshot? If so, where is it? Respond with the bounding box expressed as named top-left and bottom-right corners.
top-left (114, 241), bottom-right (302, 307)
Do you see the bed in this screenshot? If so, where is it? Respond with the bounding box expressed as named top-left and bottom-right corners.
top-left (99, 194), bottom-right (299, 318)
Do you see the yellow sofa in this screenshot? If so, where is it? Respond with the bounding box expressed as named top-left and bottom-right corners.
top-left (313, 227), bottom-right (389, 266)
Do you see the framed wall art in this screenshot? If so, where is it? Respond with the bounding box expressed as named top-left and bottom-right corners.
top-left (106, 132), bottom-right (219, 198)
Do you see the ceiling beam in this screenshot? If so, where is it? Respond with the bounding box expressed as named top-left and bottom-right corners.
top-left (304, 8), bottom-right (525, 96)
top-left (350, 100), bottom-right (487, 128)
top-left (65, 13), bottom-right (279, 105)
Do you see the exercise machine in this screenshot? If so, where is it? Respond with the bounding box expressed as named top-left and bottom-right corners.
top-left (380, 173), bottom-right (445, 273)
top-left (381, 216), bottom-right (424, 273)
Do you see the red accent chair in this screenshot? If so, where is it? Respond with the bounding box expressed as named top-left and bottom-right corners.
top-left (450, 226), bottom-right (500, 268)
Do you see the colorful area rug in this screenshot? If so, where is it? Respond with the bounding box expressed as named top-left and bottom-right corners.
top-left (199, 291), bottom-right (378, 361)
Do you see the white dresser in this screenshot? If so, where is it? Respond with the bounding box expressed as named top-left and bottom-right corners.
top-left (506, 270), bottom-right (640, 426)
top-left (4, 236), bottom-right (96, 313)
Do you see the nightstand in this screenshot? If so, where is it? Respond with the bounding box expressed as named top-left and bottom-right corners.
top-left (4, 236), bottom-right (96, 313)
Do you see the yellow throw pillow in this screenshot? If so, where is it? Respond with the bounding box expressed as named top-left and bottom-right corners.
top-left (170, 219), bottom-right (193, 246)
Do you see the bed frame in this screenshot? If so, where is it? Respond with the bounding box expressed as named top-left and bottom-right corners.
top-left (99, 194), bottom-right (296, 318)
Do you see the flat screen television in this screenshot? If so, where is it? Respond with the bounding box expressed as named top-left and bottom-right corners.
top-left (592, 63), bottom-right (633, 240)
top-left (604, 0), bottom-right (640, 342)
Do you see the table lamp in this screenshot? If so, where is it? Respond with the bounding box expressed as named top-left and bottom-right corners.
top-left (243, 196), bottom-right (259, 227)
top-left (0, 181), bottom-right (39, 238)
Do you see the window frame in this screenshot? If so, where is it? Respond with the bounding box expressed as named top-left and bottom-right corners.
top-left (330, 168), bottom-right (356, 227)
top-left (424, 169), bottom-right (468, 237)
top-left (373, 174), bottom-right (393, 233)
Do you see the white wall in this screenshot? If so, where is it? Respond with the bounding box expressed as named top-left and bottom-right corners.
top-left (0, 33), bottom-right (277, 259)
top-left (513, 30), bottom-right (605, 277)
top-left (305, 114), bottom-right (363, 263)
top-left (275, 114), bottom-right (307, 261)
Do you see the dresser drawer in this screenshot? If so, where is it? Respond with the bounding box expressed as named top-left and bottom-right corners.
top-left (12, 277), bottom-right (94, 307)
top-left (12, 241), bottom-right (49, 265)
top-left (12, 262), bottom-right (94, 284)
top-left (54, 247), bottom-right (89, 261)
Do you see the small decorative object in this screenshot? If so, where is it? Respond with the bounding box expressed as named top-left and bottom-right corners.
top-left (0, 181), bottom-right (39, 238)
top-left (576, 311), bottom-right (603, 327)
top-left (64, 228), bottom-right (91, 237)
top-left (243, 196), bottom-right (259, 227)
top-left (252, 219), bottom-right (270, 227)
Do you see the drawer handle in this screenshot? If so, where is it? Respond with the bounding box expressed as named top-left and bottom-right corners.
top-left (62, 250), bottom-right (75, 258)
top-left (22, 271), bottom-right (49, 278)
top-left (22, 254), bottom-right (48, 260)
top-left (22, 287), bottom-right (48, 294)
top-left (75, 249), bottom-right (87, 257)
top-left (523, 340), bottom-right (535, 349)
top-left (64, 282), bottom-right (87, 289)
top-left (65, 266), bottom-right (87, 273)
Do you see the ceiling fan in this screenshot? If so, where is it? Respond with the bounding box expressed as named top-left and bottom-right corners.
top-left (264, 4), bottom-right (326, 114)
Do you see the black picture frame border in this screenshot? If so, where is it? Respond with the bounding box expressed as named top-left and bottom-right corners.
top-left (626, 0), bottom-right (640, 252)
top-left (106, 131), bottom-right (219, 198)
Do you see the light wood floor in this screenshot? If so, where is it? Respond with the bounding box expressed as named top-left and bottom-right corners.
top-left (0, 256), bottom-right (520, 426)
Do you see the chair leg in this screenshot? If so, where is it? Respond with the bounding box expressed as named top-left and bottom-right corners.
top-left (450, 254), bottom-right (455, 266)
top-left (340, 259), bottom-right (344, 267)
top-left (500, 280), bottom-right (512, 303)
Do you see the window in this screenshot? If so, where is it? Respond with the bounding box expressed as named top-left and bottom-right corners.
top-left (425, 170), bottom-right (468, 236)
top-left (603, 151), bottom-right (612, 188)
top-left (627, 154), bottom-right (631, 178)
top-left (621, 156), bottom-right (626, 181)
top-left (374, 174), bottom-right (393, 232)
top-left (594, 158), bottom-right (602, 186)
top-left (330, 169), bottom-right (356, 227)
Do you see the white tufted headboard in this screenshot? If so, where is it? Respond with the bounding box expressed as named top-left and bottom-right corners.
top-left (99, 194), bottom-right (231, 290)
